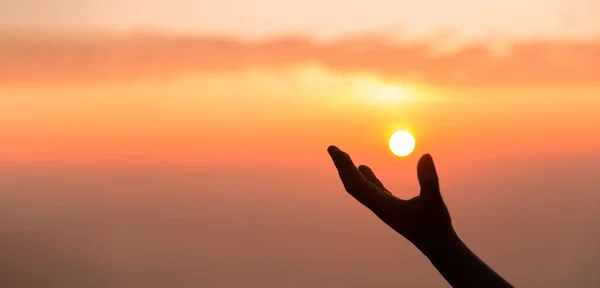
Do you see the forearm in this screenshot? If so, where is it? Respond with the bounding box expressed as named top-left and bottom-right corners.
top-left (422, 236), bottom-right (514, 288)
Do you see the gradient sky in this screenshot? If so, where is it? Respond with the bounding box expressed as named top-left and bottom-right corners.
top-left (1, 2), bottom-right (600, 288)
top-left (2, 0), bottom-right (600, 38)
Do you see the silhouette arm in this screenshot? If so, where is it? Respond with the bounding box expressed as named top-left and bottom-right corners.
top-left (422, 235), bottom-right (514, 288)
top-left (326, 145), bottom-right (514, 288)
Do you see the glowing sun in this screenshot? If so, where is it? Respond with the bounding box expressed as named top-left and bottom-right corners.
top-left (389, 130), bottom-right (416, 157)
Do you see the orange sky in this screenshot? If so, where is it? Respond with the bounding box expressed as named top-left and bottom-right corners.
top-left (0, 1), bottom-right (599, 170)
top-left (2, 0), bottom-right (600, 38)
top-left (2, 3), bottom-right (600, 288)
top-left (1, 33), bottom-right (599, 170)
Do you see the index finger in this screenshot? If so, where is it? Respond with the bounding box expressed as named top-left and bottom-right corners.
top-left (327, 146), bottom-right (392, 209)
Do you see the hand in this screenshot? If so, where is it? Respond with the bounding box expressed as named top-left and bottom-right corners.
top-left (327, 145), bottom-right (458, 255)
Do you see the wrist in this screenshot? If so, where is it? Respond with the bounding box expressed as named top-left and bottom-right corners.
top-left (418, 231), bottom-right (463, 260)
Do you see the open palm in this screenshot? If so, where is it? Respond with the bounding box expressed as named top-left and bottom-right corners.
top-left (327, 145), bottom-right (457, 254)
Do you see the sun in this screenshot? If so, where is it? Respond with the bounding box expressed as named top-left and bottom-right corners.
top-left (389, 130), bottom-right (416, 157)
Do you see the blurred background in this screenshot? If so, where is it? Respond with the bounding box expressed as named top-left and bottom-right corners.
top-left (1, 0), bottom-right (599, 287)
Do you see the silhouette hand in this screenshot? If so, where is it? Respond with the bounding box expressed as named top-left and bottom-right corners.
top-left (327, 145), bottom-right (457, 255)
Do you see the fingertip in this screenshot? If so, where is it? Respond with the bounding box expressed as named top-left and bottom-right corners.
top-left (327, 145), bottom-right (339, 155)
top-left (417, 153), bottom-right (439, 191)
top-left (357, 165), bottom-right (369, 175)
top-left (418, 153), bottom-right (437, 175)
top-left (417, 154), bottom-right (435, 169)
top-left (419, 153), bottom-right (433, 162)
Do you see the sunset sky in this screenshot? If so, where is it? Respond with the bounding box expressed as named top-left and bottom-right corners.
top-left (1, 1), bottom-right (599, 287)
top-left (1, 0), bottom-right (599, 168)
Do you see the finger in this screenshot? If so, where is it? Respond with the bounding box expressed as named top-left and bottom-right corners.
top-left (358, 165), bottom-right (390, 193)
top-left (417, 154), bottom-right (441, 199)
top-left (328, 146), bottom-right (391, 208)
top-left (327, 145), bottom-right (365, 189)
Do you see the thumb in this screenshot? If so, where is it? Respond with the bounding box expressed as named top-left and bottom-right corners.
top-left (417, 154), bottom-right (441, 199)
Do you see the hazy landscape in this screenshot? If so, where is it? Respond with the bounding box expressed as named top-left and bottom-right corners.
top-left (1, 154), bottom-right (599, 287)
top-left (2, 0), bottom-right (600, 287)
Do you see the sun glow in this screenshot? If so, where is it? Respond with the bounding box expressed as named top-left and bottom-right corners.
top-left (389, 130), bottom-right (416, 157)
top-left (349, 77), bottom-right (414, 105)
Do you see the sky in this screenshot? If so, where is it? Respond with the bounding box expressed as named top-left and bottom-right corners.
top-left (1, 0), bottom-right (600, 38)
top-left (1, 1), bottom-right (600, 287)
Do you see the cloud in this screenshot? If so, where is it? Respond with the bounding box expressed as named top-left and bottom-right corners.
top-left (1, 32), bottom-right (599, 85)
